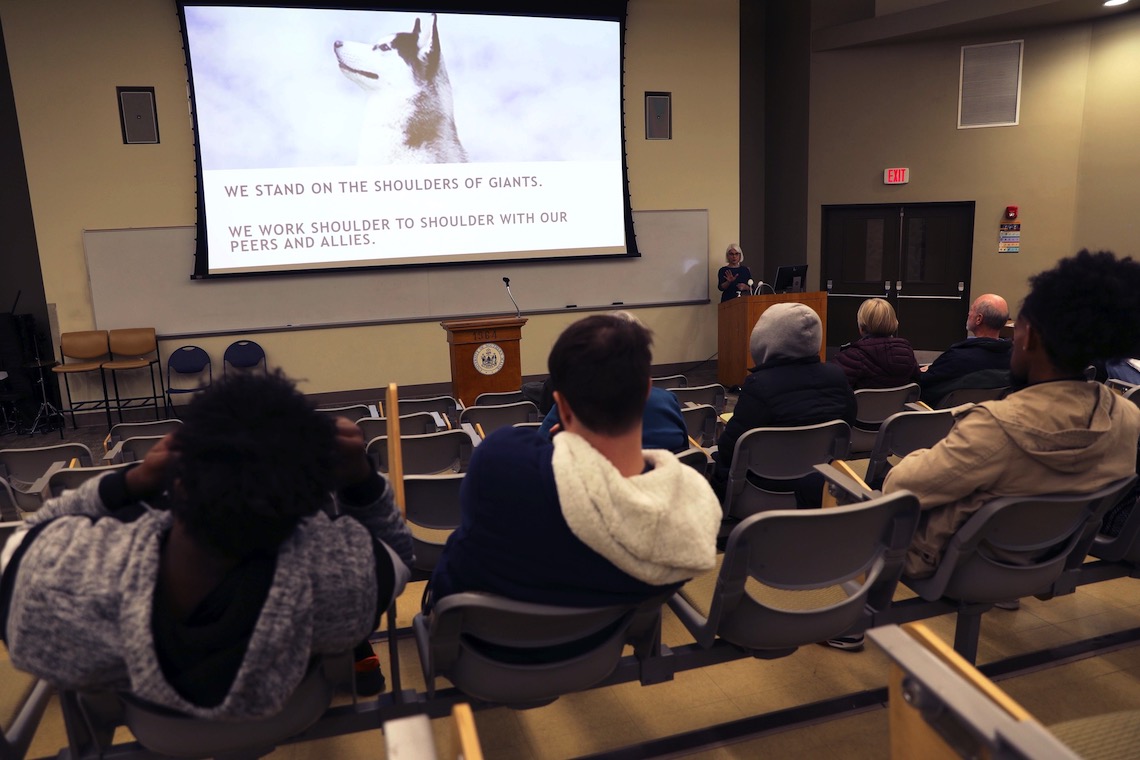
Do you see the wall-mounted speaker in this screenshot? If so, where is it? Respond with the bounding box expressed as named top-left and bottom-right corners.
top-left (117, 87), bottom-right (160, 144)
top-left (645, 92), bottom-right (671, 140)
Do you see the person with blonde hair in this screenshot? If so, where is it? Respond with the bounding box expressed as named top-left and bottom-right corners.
top-left (717, 243), bottom-right (752, 302)
top-left (832, 297), bottom-right (919, 388)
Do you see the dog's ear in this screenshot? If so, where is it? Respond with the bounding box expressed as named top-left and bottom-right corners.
top-left (416, 13), bottom-right (439, 66)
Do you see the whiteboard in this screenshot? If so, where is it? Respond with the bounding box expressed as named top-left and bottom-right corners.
top-left (84, 209), bottom-right (708, 337)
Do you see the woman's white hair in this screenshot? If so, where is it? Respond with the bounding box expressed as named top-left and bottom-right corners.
top-left (725, 243), bottom-right (743, 263)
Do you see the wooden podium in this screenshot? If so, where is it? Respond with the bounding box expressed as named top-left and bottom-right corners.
top-left (440, 316), bottom-right (527, 406)
top-left (717, 292), bottom-right (828, 387)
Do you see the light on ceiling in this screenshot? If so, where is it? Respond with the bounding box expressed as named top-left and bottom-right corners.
top-left (1104, 0), bottom-right (1130, 7)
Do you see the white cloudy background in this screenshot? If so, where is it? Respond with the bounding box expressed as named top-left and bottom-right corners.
top-left (183, 6), bottom-right (622, 169)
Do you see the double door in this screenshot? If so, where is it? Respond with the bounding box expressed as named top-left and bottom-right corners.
top-left (821, 202), bottom-right (975, 350)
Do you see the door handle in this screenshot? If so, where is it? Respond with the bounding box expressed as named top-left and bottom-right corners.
top-left (896, 294), bottom-right (964, 301)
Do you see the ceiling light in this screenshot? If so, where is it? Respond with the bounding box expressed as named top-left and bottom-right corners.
top-left (1105, 0), bottom-right (1129, 7)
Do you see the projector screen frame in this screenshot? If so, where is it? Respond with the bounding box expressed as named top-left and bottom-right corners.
top-left (175, 0), bottom-right (639, 281)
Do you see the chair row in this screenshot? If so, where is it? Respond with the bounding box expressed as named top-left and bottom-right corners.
top-left (53, 328), bottom-right (164, 429)
top-left (166, 340), bottom-right (267, 412)
top-left (31, 446), bottom-right (1140, 757)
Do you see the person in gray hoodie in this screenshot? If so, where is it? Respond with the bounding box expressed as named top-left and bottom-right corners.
top-left (0, 371), bottom-right (412, 719)
top-left (712, 302), bottom-right (855, 505)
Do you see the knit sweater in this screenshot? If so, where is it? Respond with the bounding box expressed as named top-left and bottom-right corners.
top-left (0, 470), bottom-right (411, 719)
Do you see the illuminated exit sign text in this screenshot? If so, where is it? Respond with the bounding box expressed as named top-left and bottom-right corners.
top-left (884, 167), bottom-right (910, 185)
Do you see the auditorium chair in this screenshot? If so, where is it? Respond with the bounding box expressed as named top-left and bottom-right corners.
top-left (57, 651), bottom-right (352, 760)
top-left (106, 419), bottom-right (182, 453)
top-left (458, 401), bottom-right (539, 436)
top-left (356, 411), bottom-right (447, 441)
top-left (651, 373), bottom-right (687, 389)
top-left (719, 420), bottom-right (851, 519)
top-left (862, 407), bottom-right (956, 488)
top-left (850, 383), bottom-right (920, 454)
top-left (402, 473), bottom-right (464, 576)
top-left (668, 383), bottom-right (727, 413)
top-left (0, 443), bottom-right (94, 517)
top-left (680, 403), bottom-right (718, 447)
top-left (817, 463), bottom-right (1136, 662)
top-left (48, 463), bottom-right (133, 498)
top-left (314, 403), bottom-right (373, 423)
top-left (413, 592), bottom-right (666, 707)
top-left (669, 491), bottom-right (919, 656)
top-left (473, 390), bottom-right (526, 405)
top-left (366, 429), bottom-right (474, 475)
top-left (396, 395), bottom-right (462, 427)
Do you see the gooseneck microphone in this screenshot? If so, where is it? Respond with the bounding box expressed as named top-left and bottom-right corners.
top-left (503, 277), bottom-right (521, 318)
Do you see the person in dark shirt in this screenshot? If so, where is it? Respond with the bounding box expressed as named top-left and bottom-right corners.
top-left (717, 243), bottom-right (752, 302)
top-left (429, 314), bottom-right (721, 609)
top-left (832, 298), bottom-right (920, 389)
top-left (919, 293), bottom-right (1011, 406)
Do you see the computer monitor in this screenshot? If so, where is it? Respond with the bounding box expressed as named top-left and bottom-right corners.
top-left (772, 264), bottom-right (809, 293)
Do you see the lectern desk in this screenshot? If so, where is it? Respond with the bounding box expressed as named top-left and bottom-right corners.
top-left (717, 292), bottom-right (828, 388)
top-left (440, 316), bottom-right (527, 406)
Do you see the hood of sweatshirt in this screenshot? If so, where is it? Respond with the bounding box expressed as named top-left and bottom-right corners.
top-left (551, 432), bottom-right (721, 586)
top-left (981, 380), bottom-right (1140, 474)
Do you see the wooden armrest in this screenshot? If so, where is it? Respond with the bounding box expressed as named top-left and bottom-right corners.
top-left (451, 703), bottom-right (484, 760)
top-left (429, 411), bottom-right (448, 431)
top-left (902, 622), bottom-right (1035, 722)
top-left (815, 461), bottom-right (878, 504)
top-left (904, 401), bottom-right (934, 412)
top-left (687, 435), bottom-right (707, 453)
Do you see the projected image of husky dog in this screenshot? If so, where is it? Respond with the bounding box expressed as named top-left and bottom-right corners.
top-left (334, 13), bottom-right (468, 165)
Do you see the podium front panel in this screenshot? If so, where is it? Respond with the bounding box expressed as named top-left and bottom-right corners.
top-left (717, 293), bottom-right (827, 387)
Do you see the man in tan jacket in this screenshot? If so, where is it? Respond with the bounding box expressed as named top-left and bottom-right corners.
top-left (884, 250), bottom-right (1140, 578)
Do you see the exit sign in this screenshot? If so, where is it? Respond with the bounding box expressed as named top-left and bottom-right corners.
top-left (880, 168), bottom-right (907, 184)
top-left (884, 167), bottom-right (910, 184)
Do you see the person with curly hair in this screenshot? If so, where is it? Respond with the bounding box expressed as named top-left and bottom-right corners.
top-left (0, 371), bottom-right (412, 718)
top-left (884, 250), bottom-right (1140, 579)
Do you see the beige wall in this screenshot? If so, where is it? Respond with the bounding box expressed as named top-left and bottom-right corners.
top-left (1072, 11), bottom-right (1140, 255)
top-left (0, 0), bottom-right (739, 396)
top-left (808, 24), bottom-right (1092, 309)
top-left (808, 12), bottom-right (1140, 311)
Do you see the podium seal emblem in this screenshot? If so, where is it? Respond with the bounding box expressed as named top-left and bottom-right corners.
top-left (473, 343), bottom-right (506, 375)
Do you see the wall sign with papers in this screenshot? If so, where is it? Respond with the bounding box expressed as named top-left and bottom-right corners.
top-left (999, 222), bottom-right (1021, 254)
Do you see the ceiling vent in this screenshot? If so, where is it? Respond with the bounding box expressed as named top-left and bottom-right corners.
top-left (958, 40), bottom-right (1022, 129)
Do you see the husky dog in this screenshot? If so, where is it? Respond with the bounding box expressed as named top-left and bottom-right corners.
top-left (334, 13), bottom-right (468, 165)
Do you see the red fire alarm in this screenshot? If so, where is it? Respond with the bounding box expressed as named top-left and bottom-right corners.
top-left (1004, 206), bottom-right (1019, 220)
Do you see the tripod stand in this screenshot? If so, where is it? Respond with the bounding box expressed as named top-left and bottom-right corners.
top-left (26, 338), bottom-right (64, 437)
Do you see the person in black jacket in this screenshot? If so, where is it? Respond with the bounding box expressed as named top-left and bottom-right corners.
top-left (918, 293), bottom-right (1011, 405)
top-left (712, 303), bottom-right (856, 506)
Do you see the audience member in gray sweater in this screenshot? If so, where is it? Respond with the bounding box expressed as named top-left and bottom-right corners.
top-left (0, 371), bottom-right (411, 719)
